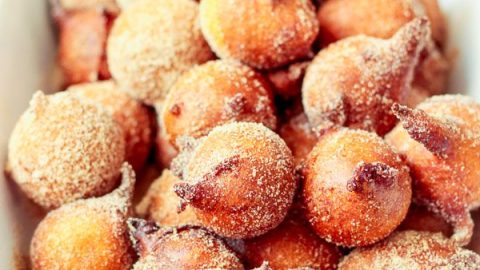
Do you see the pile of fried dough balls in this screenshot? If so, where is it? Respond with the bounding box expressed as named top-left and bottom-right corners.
top-left (6, 0), bottom-right (480, 269)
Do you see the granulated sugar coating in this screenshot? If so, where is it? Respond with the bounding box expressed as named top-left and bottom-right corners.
top-left (200, 0), bottom-right (319, 69)
top-left (68, 80), bottom-right (153, 172)
top-left (30, 164), bottom-right (136, 270)
top-left (129, 220), bottom-right (244, 269)
top-left (136, 169), bottom-right (199, 227)
top-left (108, 0), bottom-right (214, 105)
top-left (7, 91), bottom-right (125, 209)
top-left (161, 60), bottom-right (277, 145)
top-left (339, 231), bottom-right (480, 270)
top-left (302, 128), bottom-right (412, 247)
top-left (317, 0), bottom-right (446, 47)
top-left (386, 96), bottom-right (480, 246)
top-left (173, 122), bottom-right (296, 239)
top-left (302, 18), bottom-right (429, 136)
top-left (244, 215), bottom-right (342, 270)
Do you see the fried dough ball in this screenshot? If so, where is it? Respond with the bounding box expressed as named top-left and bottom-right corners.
top-left (161, 60), bottom-right (277, 145)
top-left (385, 95), bottom-right (480, 245)
top-left (129, 219), bottom-right (244, 269)
top-left (68, 80), bottom-right (153, 172)
top-left (136, 170), bottom-right (199, 227)
top-left (173, 122), bottom-right (296, 238)
top-left (244, 216), bottom-right (342, 270)
top-left (108, 0), bottom-right (214, 105)
top-left (302, 128), bottom-right (412, 247)
top-left (399, 204), bottom-right (452, 237)
top-left (302, 18), bottom-right (428, 135)
top-left (317, 0), bottom-right (446, 47)
top-left (266, 61), bottom-right (310, 100)
top-left (200, 0), bottom-right (319, 69)
top-left (338, 231), bottom-right (480, 270)
top-left (30, 164), bottom-right (136, 270)
top-left (279, 112), bottom-right (318, 166)
top-left (56, 8), bottom-right (109, 86)
top-left (7, 91), bottom-right (125, 209)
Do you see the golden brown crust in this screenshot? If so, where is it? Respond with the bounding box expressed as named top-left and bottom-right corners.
top-left (200, 0), bottom-right (319, 69)
top-left (339, 231), bottom-right (480, 269)
top-left (302, 128), bottom-right (412, 247)
top-left (30, 164), bottom-right (136, 270)
top-left (108, 0), bottom-right (214, 105)
top-left (68, 80), bottom-right (153, 173)
top-left (7, 91), bottom-right (125, 209)
top-left (135, 170), bottom-right (199, 227)
top-left (302, 18), bottom-right (428, 135)
top-left (386, 95), bottom-right (480, 246)
top-left (174, 122), bottom-right (296, 238)
top-left (129, 221), bottom-right (244, 270)
top-left (317, 0), bottom-right (446, 47)
top-left (244, 216), bottom-right (342, 270)
top-left (161, 60), bottom-right (277, 145)
top-left (56, 8), bottom-right (108, 86)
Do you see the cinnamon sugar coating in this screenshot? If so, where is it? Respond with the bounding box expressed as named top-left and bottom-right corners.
top-left (30, 164), bottom-right (136, 270)
top-left (339, 231), bottom-right (480, 269)
top-left (173, 122), bottom-right (296, 238)
top-left (7, 91), bottom-right (125, 209)
top-left (302, 128), bottom-right (412, 247)
top-left (200, 0), bottom-right (319, 69)
top-left (68, 80), bottom-right (153, 172)
top-left (108, 0), bottom-right (214, 105)
top-left (129, 220), bottom-right (244, 270)
top-left (386, 95), bottom-right (480, 246)
top-left (302, 18), bottom-right (428, 135)
top-left (244, 215), bottom-right (342, 270)
top-left (161, 60), bottom-right (277, 146)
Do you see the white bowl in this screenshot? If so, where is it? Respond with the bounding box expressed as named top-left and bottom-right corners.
top-left (1, 0), bottom-right (479, 268)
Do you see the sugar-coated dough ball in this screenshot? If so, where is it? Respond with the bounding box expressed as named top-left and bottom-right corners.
top-left (244, 216), bottom-right (342, 270)
top-left (161, 60), bottom-right (277, 145)
top-left (302, 128), bottom-right (412, 247)
top-left (30, 164), bottom-right (136, 270)
top-left (8, 91), bottom-right (125, 209)
top-left (302, 18), bottom-right (428, 135)
top-left (339, 231), bottom-right (480, 269)
top-left (57, 9), bottom-right (108, 86)
top-left (174, 122), bottom-right (296, 238)
top-left (317, 0), bottom-right (446, 47)
top-left (108, 0), bottom-right (214, 105)
top-left (200, 0), bottom-right (319, 69)
top-left (386, 96), bottom-right (480, 246)
top-left (130, 220), bottom-right (244, 269)
top-left (68, 80), bottom-right (152, 172)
